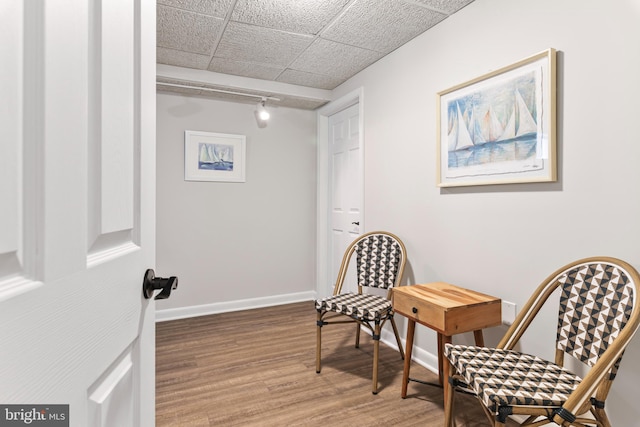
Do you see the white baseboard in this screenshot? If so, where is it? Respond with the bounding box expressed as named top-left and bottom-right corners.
top-left (155, 290), bottom-right (317, 322)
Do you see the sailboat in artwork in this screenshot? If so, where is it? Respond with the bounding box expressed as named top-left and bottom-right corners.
top-left (448, 102), bottom-right (475, 151)
top-left (481, 105), bottom-right (504, 142)
top-left (199, 143), bottom-right (233, 170)
top-left (468, 109), bottom-right (486, 146)
top-left (199, 143), bottom-right (213, 164)
top-left (498, 89), bottom-right (537, 141)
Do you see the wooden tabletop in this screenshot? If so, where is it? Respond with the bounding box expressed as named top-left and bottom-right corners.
top-left (392, 282), bottom-right (501, 335)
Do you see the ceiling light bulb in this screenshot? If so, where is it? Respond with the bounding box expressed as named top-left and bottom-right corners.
top-left (257, 99), bottom-right (270, 121)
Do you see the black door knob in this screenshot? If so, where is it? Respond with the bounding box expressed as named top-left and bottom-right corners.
top-left (142, 269), bottom-right (178, 300)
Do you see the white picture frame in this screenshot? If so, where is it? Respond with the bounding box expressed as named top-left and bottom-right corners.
top-left (184, 131), bottom-right (246, 182)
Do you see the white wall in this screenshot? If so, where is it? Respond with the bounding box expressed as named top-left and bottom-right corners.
top-left (155, 93), bottom-right (317, 318)
top-left (332, 0), bottom-right (640, 423)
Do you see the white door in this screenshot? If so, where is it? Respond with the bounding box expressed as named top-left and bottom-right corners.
top-left (329, 103), bottom-right (362, 294)
top-left (0, 1), bottom-right (157, 426)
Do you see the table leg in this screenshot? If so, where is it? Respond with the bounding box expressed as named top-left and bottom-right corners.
top-left (473, 329), bottom-right (485, 347)
top-left (436, 333), bottom-right (450, 386)
top-left (440, 334), bottom-right (452, 401)
top-left (401, 318), bottom-right (416, 398)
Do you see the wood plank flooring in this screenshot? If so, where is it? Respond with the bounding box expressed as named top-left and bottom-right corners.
top-left (156, 301), bottom-right (508, 426)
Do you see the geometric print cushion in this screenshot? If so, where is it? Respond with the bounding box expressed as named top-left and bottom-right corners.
top-left (444, 344), bottom-right (582, 412)
top-left (315, 292), bottom-right (392, 321)
top-left (356, 234), bottom-right (402, 289)
top-left (556, 262), bottom-right (634, 373)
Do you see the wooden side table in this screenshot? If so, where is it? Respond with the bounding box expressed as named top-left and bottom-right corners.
top-left (392, 282), bottom-right (501, 398)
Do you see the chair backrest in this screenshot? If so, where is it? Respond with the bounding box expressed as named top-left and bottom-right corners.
top-left (555, 260), bottom-right (635, 376)
top-left (333, 231), bottom-right (407, 295)
top-left (498, 257), bottom-right (640, 419)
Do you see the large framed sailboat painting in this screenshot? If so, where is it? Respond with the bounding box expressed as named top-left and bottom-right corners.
top-left (184, 130), bottom-right (246, 182)
top-left (437, 48), bottom-right (556, 187)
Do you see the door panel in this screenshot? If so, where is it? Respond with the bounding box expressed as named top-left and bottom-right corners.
top-left (0, 2), bottom-right (156, 427)
top-left (0, 2), bottom-right (20, 269)
top-left (90, 0), bottom-right (135, 239)
top-left (329, 103), bottom-right (361, 294)
top-left (88, 349), bottom-right (135, 427)
top-left (0, 1), bottom-right (24, 286)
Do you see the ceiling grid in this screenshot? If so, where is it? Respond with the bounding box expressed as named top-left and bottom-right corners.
top-left (156, 0), bottom-right (475, 109)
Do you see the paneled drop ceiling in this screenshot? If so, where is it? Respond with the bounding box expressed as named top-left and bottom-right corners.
top-left (157, 0), bottom-right (475, 109)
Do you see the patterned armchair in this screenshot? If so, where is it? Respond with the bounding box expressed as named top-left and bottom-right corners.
top-left (314, 231), bottom-right (407, 394)
top-left (444, 257), bottom-right (640, 427)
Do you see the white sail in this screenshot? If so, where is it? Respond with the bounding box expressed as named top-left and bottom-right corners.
top-left (452, 102), bottom-right (474, 150)
top-left (207, 145), bottom-right (221, 162)
top-left (498, 110), bottom-right (516, 141)
top-left (497, 89), bottom-right (537, 141)
top-left (515, 89), bottom-right (537, 136)
top-left (481, 106), bottom-right (504, 142)
top-left (448, 113), bottom-right (459, 152)
top-left (199, 144), bottom-right (212, 162)
top-left (471, 109), bottom-right (486, 145)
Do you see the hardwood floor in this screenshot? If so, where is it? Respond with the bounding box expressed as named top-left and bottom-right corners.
top-left (156, 301), bottom-right (506, 426)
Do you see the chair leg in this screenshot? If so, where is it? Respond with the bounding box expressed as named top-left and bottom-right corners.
top-left (390, 316), bottom-right (405, 359)
top-left (443, 364), bottom-right (456, 427)
top-left (316, 311), bottom-right (322, 373)
top-left (372, 322), bottom-right (381, 394)
top-left (594, 408), bottom-right (612, 427)
top-left (593, 380), bottom-right (612, 427)
top-left (355, 323), bottom-right (361, 348)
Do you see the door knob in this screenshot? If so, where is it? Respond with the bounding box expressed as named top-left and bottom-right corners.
top-left (142, 269), bottom-right (178, 300)
top-left (352, 221), bottom-right (360, 226)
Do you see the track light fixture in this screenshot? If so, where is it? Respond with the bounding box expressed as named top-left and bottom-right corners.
top-left (256, 98), bottom-right (270, 121)
top-left (155, 81), bottom-right (280, 128)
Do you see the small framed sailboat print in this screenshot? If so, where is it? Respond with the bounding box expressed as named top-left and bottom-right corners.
top-left (436, 48), bottom-right (556, 187)
top-left (184, 131), bottom-right (246, 182)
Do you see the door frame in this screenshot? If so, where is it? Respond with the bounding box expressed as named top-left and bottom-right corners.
top-left (315, 88), bottom-right (364, 298)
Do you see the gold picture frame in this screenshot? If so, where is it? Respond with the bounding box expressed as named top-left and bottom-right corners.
top-left (437, 48), bottom-right (557, 187)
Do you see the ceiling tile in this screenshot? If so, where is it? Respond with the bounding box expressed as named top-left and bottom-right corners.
top-left (157, 0), bottom-right (235, 17)
top-left (157, 5), bottom-right (225, 54)
top-left (157, 47), bottom-right (211, 69)
top-left (411, 0), bottom-right (474, 14)
top-left (215, 22), bottom-right (314, 67)
top-left (321, 0), bottom-right (446, 53)
top-left (231, 0), bottom-right (350, 35)
top-left (277, 69), bottom-right (345, 90)
top-left (207, 58), bottom-right (284, 80)
top-left (289, 38), bottom-right (383, 80)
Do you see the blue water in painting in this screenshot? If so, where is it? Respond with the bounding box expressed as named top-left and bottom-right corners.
top-left (448, 135), bottom-right (537, 168)
top-left (199, 161), bottom-right (234, 171)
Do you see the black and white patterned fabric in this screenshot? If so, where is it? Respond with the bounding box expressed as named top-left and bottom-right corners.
top-left (556, 262), bottom-right (633, 377)
top-left (445, 261), bottom-right (636, 416)
top-left (356, 234), bottom-right (401, 289)
top-left (444, 345), bottom-right (582, 411)
top-left (315, 292), bottom-right (392, 321)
